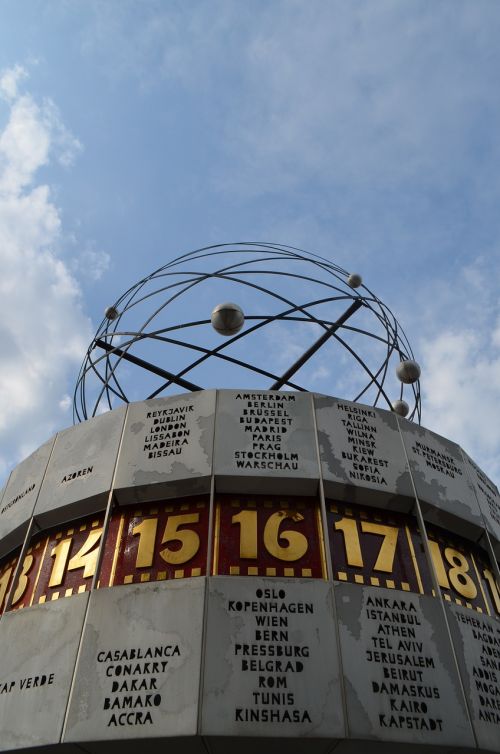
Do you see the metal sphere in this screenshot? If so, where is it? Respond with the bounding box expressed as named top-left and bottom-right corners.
top-left (392, 399), bottom-right (409, 417)
top-left (347, 273), bottom-right (363, 288)
top-left (211, 302), bottom-right (245, 336)
top-left (104, 306), bottom-right (119, 321)
top-left (396, 359), bottom-right (421, 384)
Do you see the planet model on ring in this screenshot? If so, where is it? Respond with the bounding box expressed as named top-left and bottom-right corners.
top-left (396, 359), bottom-right (421, 384)
top-left (347, 273), bottom-right (363, 288)
top-left (104, 305), bottom-right (119, 321)
top-left (391, 399), bottom-right (410, 417)
top-left (211, 302), bottom-right (245, 336)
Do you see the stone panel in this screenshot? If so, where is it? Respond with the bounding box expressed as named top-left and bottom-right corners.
top-left (0, 594), bottom-right (88, 750)
top-left (214, 391), bottom-right (319, 495)
top-left (34, 408), bottom-right (126, 528)
top-left (315, 396), bottom-right (413, 511)
top-left (334, 582), bottom-right (475, 748)
top-left (64, 577), bottom-right (205, 745)
top-left (201, 576), bottom-right (344, 744)
top-left (113, 392), bottom-right (215, 504)
top-left (447, 603), bottom-right (500, 752)
top-left (399, 421), bottom-right (483, 540)
top-left (0, 437), bottom-right (54, 556)
top-left (462, 449), bottom-right (500, 557)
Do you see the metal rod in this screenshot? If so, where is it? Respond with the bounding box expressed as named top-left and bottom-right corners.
top-left (270, 298), bottom-right (363, 390)
top-left (95, 338), bottom-right (202, 393)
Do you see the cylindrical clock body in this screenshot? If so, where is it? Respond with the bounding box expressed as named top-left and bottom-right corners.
top-left (0, 390), bottom-right (498, 753)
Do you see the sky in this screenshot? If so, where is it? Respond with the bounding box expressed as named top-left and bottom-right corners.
top-left (0, 0), bottom-right (500, 486)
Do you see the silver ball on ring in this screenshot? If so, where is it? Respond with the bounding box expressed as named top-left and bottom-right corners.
top-left (347, 273), bottom-right (363, 288)
top-left (104, 306), bottom-right (119, 321)
top-left (211, 302), bottom-right (245, 336)
top-left (392, 399), bottom-right (410, 417)
top-left (396, 359), bottom-right (421, 384)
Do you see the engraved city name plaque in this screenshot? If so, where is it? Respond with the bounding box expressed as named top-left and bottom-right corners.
top-left (0, 436), bottom-right (54, 556)
top-left (447, 603), bottom-right (500, 752)
top-left (34, 407), bottom-right (126, 527)
top-left (399, 422), bottom-right (483, 539)
top-left (315, 396), bottom-right (413, 511)
top-left (214, 391), bottom-right (319, 494)
top-left (462, 450), bottom-right (500, 557)
top-left (201, 577), bottom-right (345, 743)
top-left (0, 594), bottom-right (88, 751)
top-left (64, 578), bottom-right (205, 747)
top-left (114, 392), bottom-right (216, 503)
top-left (334, 582), bottom-right (475, 747)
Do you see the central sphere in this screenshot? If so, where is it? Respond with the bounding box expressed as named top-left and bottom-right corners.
top-left (211, 302), bottom-right (245, 336)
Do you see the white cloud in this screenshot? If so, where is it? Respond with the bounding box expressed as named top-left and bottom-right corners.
top-left (59, 394), bottom-right (72, 412)
top-left (0, 87), bottom-right (81, 197)
top-left (0, 65), bottom-right (91, 482)
top-left (0, 64), bottom-right (27, 102)
top-left (71, 245), bottom-right (111, 281)
top-left (418, 257), bottom-right (500, 482)
top-left (0, 94), bottom-right (51, 194)
top-left (41, 98), bottom-right (82, 168)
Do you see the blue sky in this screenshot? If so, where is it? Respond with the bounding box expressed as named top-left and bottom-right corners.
top-left (1, 0), bottom-right (500, 485)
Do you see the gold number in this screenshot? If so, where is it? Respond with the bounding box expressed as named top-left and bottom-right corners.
top-left (133, 518), bottom-right (158, 568)
top-left (0, 566), bottom-right (13, 610)
top-left (483, 568), bottom-right (500, 613)
top-left (444, 548), bottom-right (477, 599)
top-left (361, 522), bottom-right (399, 573)
top-left (334, 517), bottom-right (399, 572)
top-left (67, 529), bottom-right (102, 579)
top-left (49, 530), bottom-right (103, 587)
top-left (49, 539), bottom-right (72, 587)
top-left (334, 518), bottom-right (363, 567)
top-left (160, 513), bottom-right (200, 565)
top-left (133, 513), bottom-right (201, 567)
top-left (232, 509), bottom-right (308, 562)
top-left (263, 511), bottom-right (308, 562)
top-left (12, 554), bottom-right (34, 604)
top-left (429, 540), bottom-right (477, 600)
top-left (232, 510), bottom-right (258, 559)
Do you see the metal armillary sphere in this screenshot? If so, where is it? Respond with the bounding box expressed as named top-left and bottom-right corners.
top-left (73, 242), bottom-right (421, 423)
